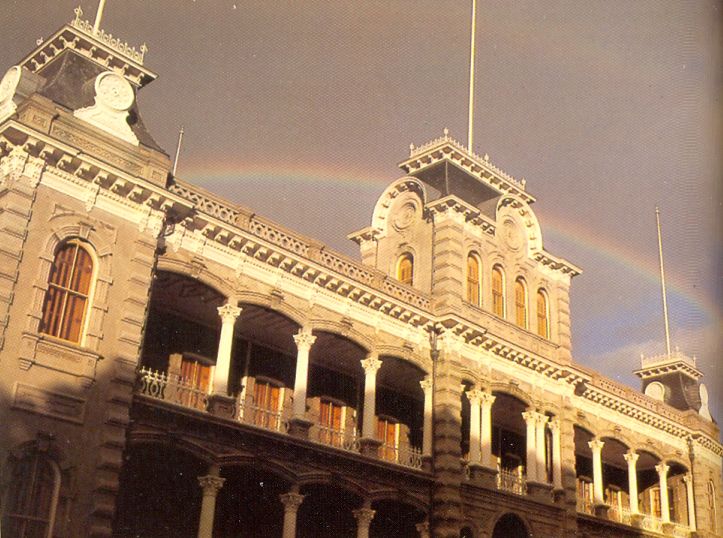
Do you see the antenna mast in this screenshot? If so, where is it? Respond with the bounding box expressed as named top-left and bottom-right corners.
top-left (172, 126), bottom-right (185, 177)
top-left (93, 0), bottom-right (107, 33)
top-left (655, 206), bottom-right (672, 357)
top-left (467, 0), bottom-right (477, 151)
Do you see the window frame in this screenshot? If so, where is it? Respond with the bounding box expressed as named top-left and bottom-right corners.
top-left (466, 253), bottom-right (482, 306)
top-left (536, 288), bottom-right (550, 339)
top-left (39, 238), bottom-right (97, 346)
top-left (491, 265), bottom-right (505, 318)
top-left (514, 277), bottom-right (528, 329)
top-left (396, 253), bottom-right (414, 286)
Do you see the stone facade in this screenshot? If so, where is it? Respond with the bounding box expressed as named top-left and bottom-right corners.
top-left (0, 9), bottom-right (721, 538)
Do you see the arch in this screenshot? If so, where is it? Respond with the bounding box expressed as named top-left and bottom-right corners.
top-left (297, 473), bottom-right (369, 501)
top-left (156, 259), bottom-right (233, 300)
top-left (396, 252), bottom-right (414, 286)
top-left (466, 252), bottom-right (482, 306)
top-left (598, 432), bottom-right (634, 452)
top-left (536, 288), bottom-right (550, 338)
top-left (308, 320), bottom-right (374, 353)
top-left (236, 290), bottom-right (307, 329)
top-left (491, 265), bottom-right (505, 318)
top-left (491, 512), bottom-right (530, 538)
top-left (367, 489), bottom-right (430, 514)
top-left (514, 277), bottom-right (528, 329)
top-left (371, 177), bottom-right (427, 237)
top-left (495, 194), bottom-right (543, 254)
top-left (125, 434), bottom-right (219, 466)
top-left (489, 384), bottom-right (533, 408)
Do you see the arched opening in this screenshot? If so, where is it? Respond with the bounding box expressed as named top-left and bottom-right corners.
top-left (466, 253), bottom-right (481, 306)
top-left (369, 499), bottom-right (425, 537)
top-left (114, 444), bottom-right (207, 537)
top-left (574, 426), bottom-right (595, 514)
top-left (397, 253), bottom-right (414, 286)
top-left (297, 483), bottom-right (360, 538)
top-left (536, 289), bottom-right (549, 338)
top-left (492, 513), bottom-right (529, 538)
top-left (599, 437), bottom-right (632, 524)
top-left (491, 266), bottom-right (505, 318)
top-left (514, 278), bottom-right (527, 329)
top-left (491, 393), bottom-right (528, 494)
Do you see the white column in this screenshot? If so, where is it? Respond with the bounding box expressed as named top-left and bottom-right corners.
top-left (683, 473), bottom-right (696, 531)
top-left (280, 489), bottom-right (305, 538)
top-left (522, 411), bottom-right (538, 482)
top-left (623, 451), bottom-right (640, 514)
top-left (480, 392), bottom-right (496, 468)
top-left (361, 355), bottom-right (382, 439)
top-left (548, 419), bottom-right (563, 490)
top-left (656, 463), bottom-right (670, 523)
top-left (415, 521), bottom-right (430, 538)
top-left (420, 378), bottom-right (433, 457)
top-left (353, 502), bottom-right (376, 538)
top-left (212, 304), bottom-right (241, 395)
top-left (466, 389), bottom-right (482, 464)
top-left (292, 330), bottom-right (316, 418)
top-left (588, 438), bottom-right (605, 506)
top-left (535, 413), bottom-right (549, 483)
top-left (197, 466), bottom-right (225, 538)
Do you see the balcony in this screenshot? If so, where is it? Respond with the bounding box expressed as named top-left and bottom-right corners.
top-left (496, 465), bottom-right (527, 496)
top-left (136, 367), bottom-right (423, 470)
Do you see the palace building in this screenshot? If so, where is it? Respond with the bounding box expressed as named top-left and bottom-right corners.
top-left (0, 7), bottom-right (720, 538)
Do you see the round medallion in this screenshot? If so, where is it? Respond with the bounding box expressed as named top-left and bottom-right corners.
top-left (393, 201), bottom-right (417, 231)
top-left (0, 66), bottom-right (21, 104)
top-left (95, 72), bottom-right (134, 111)
top-left (501, 218), bottom-right (522, 251)
top-left (644, 381), bottom-right (665, 402)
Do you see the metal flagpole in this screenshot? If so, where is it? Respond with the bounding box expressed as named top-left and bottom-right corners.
top-left (655, 206), bottom-right (672, 357)
top-left (467, 0), bottom-right (477, 151)
top-left (172, 126), bottom-right (185, 177)
top-left (93, 0), bottom-right (107, 33)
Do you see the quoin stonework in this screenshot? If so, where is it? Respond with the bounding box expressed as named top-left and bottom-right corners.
top-left (0, 6), bottom-right (720, 538)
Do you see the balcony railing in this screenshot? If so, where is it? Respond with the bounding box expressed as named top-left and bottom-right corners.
top-left (137, 367), bottom-right (208, 411)
top-left (238, 400), bottom-right (286, 433)
top-left (310, 425), bottom-right (360, 454)
top-left (639, 514), bottom-right (663, 533)
top-left (607, 504), bottom-right (632, 526)
top-left (379, 443), bottom-right (423, 470)
top-left (576, 497), bottom-right (594, 516)
top-left (496, 466), bottom-right (527, 496)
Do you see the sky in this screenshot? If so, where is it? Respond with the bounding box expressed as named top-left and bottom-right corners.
top-left (2, 1), bottom-right (720, 420)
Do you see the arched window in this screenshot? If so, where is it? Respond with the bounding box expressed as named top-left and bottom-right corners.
top-left (397, 253), bottom-right (414, 286)
top-left (514, 278), bottom-right (527, 328)
top-left (2, 452), bottom-right (61, 538)
top-left (708, 481), bottom-right (717, 533)
top-left (536, 289), bottom-right (549, 338)
top-left (491, 266), bottom-right (505, 317)
top-left (40, 239), bottom-right (94, 343)
top-left (466, 254), bottom-right (481, 306)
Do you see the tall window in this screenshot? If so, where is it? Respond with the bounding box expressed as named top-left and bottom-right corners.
top-left (253, 380), bottom-right (283, 431)
top-left (178, 357), bottom-right (212, 410)
top-left (397, 253), bottom-right (414, 286)
top-left (40, 239), bottom-right (94, 343)
top-left (536, 289), bottom-right (549, 338)
top-left (319, 399), bottom-right (344, 447)
top-left (708, 481), bottom-right (717, 532)
top-left (492, 266), bottom-right (505, 317)
top-left (377, 416), bottom-right (398, 462)
top-left (514, 278), bottom-right (527, 328)
top-left (466, 254), bottom-right (481, 306)
top-left (2, 453), bottom-right (60, 538)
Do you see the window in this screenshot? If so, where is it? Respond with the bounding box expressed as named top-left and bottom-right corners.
top-left (466, 254), bottom-right (481, 306)
top-left (40, 239), bottom-right (94, 343)
top-left (650, 487), bottom-right (661, 518)
top-left (397, 253), bottom-right (413, 286)
top-left (377, 416), bottom-right (398, 462)
top-left (253, 379), bottom-right (283, 431)
top-left (492, 266), bottom-right (505, 317)
top-left (2, 452), bottom-right (60, 538)
top-left (536, 289), bottom-right (549, 338)
top-left (514, 278), bottom-right (527, 328)
top-left (708, 481), bottom-right (717, 532)
top-left (319, 399), bottom-right (344, 447)
top-left (178, 356), bottom-right (212, 410)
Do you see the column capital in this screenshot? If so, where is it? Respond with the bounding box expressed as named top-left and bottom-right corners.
top-left (479, 391), bottom-right (496, 407)
top-left (466, 388), bottom-right (484, 404)
top-left (198, 474), bottom-right (225, 495)
top-left (547, 418), bottom-right (560, 433)
top-left (419, 377), bottom-right (433, 392)
top-left (535, 413), bottom-right (550, 426)
top-left (655, 463), bottom-right (669, 477)
top-left (293, 330), bottom-right (317, 350)
top-left (279, 491), bottom-right (305, 511)
top-left (415, 521), bottom-right (430, 537)
top-left (623, 450), bottom-right (639, 464)
top-left (217, 303), bottom-right (242, 323)
top-left (682, 473), bottom-right (692, 484)
top-left (352, 507), bottom-right (376, 527)
top-left (522, 410), bottom-right (538, 425)
top-left (361, 355), bottom-right (382, 374)
top-left (588, 438), bottom-right (604, 453)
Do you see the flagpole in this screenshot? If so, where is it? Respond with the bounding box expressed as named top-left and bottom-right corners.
top-left (93, 0), bottom-right (107, 33)
top-left (467, 0), bottom-right (477, 152)
top-left (655, 206), bottom-right (672, 357)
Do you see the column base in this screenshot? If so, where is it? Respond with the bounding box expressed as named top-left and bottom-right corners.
top-left (421, 455), bottom-right (433, 473)
top-left (552, 487), bottom-right (565, 503)
top-left (527, 480), bottom-right (554, 501)
top-left (207, 394), bottom-right (236, 419)
top-left (593, 503), bottom-right (610, 519)
top-left (287, 417), bottom-right (313, 439)
top-left (661, 522), bottom-right (675, 535)
top-left (468, 463), bottom-right (497, 489)
top-left (358, 437), bottom-right (382, 458)
top-left (630, 513), bottom-right (644, 528)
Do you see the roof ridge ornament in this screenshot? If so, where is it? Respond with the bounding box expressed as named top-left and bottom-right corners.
top-left (70, 4), bottom-right (147, 65)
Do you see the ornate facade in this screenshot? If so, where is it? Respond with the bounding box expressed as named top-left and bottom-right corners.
top-left (0, 8), bottom-right (720, 538)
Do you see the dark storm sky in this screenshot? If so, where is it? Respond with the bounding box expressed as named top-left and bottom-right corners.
top-left (2, 1), bottom-right (720, 418)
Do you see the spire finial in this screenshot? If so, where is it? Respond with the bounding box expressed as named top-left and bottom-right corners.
top-left (93, 0), bottom-right (108, 34)
top-left (655, 206), bottom-right (672, 357)
top-left (467, 0), bottom-right (478, 152)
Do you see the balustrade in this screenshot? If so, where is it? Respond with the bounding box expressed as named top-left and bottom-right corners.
top-left (310, 425), bottom-right (360, 453)
top-left (496, 465), bottom-right (527, 496)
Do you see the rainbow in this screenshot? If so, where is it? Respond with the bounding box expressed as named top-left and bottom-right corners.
top-left (180, 158), bottom-right (719, 325)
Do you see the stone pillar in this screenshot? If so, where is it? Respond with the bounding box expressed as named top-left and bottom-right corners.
top-left (683, 473), bottom-right (696, 531)
top-left (420, 377), bottom-right (433, 467)
top-left (466, 389), bottom-right (482, 464)
top-left (548, 419), bottom-right (563, 491)
top-left (535, 413), bottom-right (549, 483)
top-left (197, 466), bottom-right (225, 538)
top-left (353, 502), bottom-right (376, 538)
top-left (522, 411), bottom-right (538, 482)
top-left (359, 355), bottom-right (382, 456)
top-left (207, 304), bottom-right (241, 417)
top-left (479, 392), bottom-right (496, 468)
top-left (288, 330), bottom-right (316, 438)
top-left (623, 451), bottom-right (640, 515)
top-left (656, 463), bottom-right (670, 524)
top-left (280, 488), bottom-right (305, 538)
top-left (415, 521), bottom-right (430, 538)
top-left (588, 439), bottom-right (607, 516)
